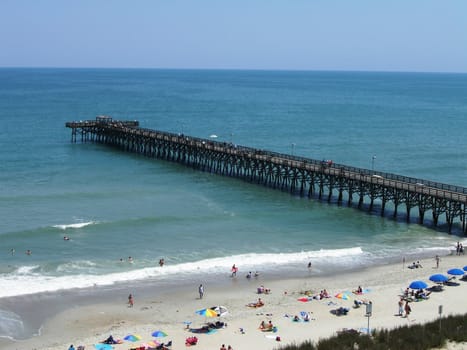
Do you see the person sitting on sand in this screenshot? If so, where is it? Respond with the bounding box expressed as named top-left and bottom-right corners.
top-left (353, 285), bottom-right (363, 294)
top-left (415, 289), bottom-right (431, 300)
top-left (247, 298), bottom-right (264, 308)
top-left (293, 315), bottom-right (300, 322)
top-left (259, 320), bottom-right (266, 329)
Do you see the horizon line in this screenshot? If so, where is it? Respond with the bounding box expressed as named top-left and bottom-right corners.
top-left (0, 66), bottom-right (466, 75)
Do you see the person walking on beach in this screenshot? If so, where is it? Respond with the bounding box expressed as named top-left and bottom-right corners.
top-left (128, 293), bottom-right (134, 307)
top-left (435, 255), bottom-right (440, 268)
top-left (198, 284), bottom-right (204, 299)
top-left (404, 301), bottom-right (411, 318)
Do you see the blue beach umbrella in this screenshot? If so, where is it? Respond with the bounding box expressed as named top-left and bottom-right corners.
top-left (409, 280), bottom-right (428, 290)
top-left (429, 274), bottom-right (449, 283)
top-left (463, 266), bottom-right (467, 272)
top-left (124, 334), bottom-right (141, 342)
top-left (447, 268), bottom-right (464, 276)
top-left (151, 330), bottom-right (168, 337)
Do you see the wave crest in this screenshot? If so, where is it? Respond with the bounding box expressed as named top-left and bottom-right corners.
top-left (53, 221), bottom-right (96, 230)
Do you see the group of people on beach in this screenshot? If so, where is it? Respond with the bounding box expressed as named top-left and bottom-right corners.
top-left (258, 320), bottom-right (275, 331)
top-left (219, 344), bottom-right (233, 350)
top-left (408, 261), bottom-right (423, 269)
top-left (398, 298), bottom-right (412, 317)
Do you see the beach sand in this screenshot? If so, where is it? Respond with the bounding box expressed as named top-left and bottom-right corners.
top-left (1, 254), bottom-right (466, 350)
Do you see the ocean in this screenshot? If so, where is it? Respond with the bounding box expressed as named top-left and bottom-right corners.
top-left (1, 68), bottom-right (466, 340)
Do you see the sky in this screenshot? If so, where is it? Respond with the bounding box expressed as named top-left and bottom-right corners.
top-left (1, 0), bottom-right (466, 72)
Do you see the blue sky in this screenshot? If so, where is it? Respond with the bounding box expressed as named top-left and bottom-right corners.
top-left (1, 0), bottom-right (466, 72)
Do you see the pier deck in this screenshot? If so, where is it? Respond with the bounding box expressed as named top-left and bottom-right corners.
top-left (66, 116), bottom-right (467, 234)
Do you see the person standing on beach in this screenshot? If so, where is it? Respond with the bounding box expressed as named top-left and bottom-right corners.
top-left (128, 293), bottom-right (134, 307)
top-left (198, 284), bottom-right (204, 299)
top-left (435, 255), bottom-right (440, 268)
top-left (404, 301), bottom-right (411, 318)
top-left (231, 264), bottom-right (238, 277)
top-left (398, 298), bottom-right (404, 316)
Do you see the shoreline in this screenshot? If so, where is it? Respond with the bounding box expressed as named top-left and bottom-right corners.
top-left (1, 253), bottom-right (466, 350)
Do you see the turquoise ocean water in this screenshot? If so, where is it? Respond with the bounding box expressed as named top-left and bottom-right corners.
top-left (1, 68), bottom-right (467, 339)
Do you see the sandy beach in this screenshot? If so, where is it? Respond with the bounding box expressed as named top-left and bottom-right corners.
top-left (1, 254), bottom-right (466, 350)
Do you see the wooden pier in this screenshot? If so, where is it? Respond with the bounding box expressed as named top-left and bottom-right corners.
top-left (66, 116), bottom-right (467, 234)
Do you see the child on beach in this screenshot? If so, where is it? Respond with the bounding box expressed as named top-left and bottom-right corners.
top-left (128, 293), bottom-right (134, 307)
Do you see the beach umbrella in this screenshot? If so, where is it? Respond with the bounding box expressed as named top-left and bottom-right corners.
top-left (447, 268), bottom-right (464, 276)
top-left (195, 308), bottom-right (218, 317)
top-left (409, 280), bottom-right (428, 290)
top-left (210, 305), bottom-right (228, 317)
top-left (463, 266), bottom-right (467, 271)
top-left (429, 274), bottom-right (449, 283)
top-left (151, 330), bottom-right (167, 337)
top-left (335, 292), bottom-right (351, 300)
top-left (94, 344), bottom-right (113, 350)
top-left (124, 334), bottom-right (142, 342)
top-left (142, 341), bottom-right (160, 348)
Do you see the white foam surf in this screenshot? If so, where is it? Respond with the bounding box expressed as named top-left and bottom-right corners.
top-left (0, 247), bottom-right (365, 298)
top-left (52, 221), bottom-right (96, 230)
